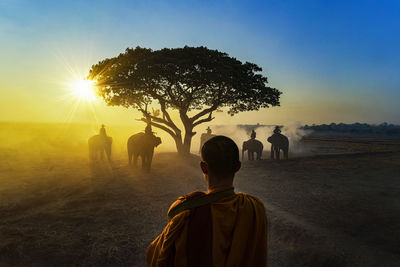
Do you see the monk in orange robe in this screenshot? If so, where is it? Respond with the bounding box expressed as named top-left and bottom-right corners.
top-left (146, 136), bottom-right (268, 267)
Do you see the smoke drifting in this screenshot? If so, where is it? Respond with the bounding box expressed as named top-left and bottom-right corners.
top-left (192, 122), bottom-right (311, 155)
top-left (281, 121), bottom-right (312, 153)
top-left (0, 122), bottom-right (311, 165)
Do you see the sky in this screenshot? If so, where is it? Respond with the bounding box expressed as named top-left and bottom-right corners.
top-left (1, 0), bottom-right (399, 128)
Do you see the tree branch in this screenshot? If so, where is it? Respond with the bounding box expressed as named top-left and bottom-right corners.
top-left (154, 97), bottom-right (180, 133)
top-left (140, 118), bottom-right (178, 139)
top-left (137, 104), bottom-right (180, 135)
top-left (190, 104), bottom-right (218, 122)
top-left (193, 111), bottom-right (215, 127)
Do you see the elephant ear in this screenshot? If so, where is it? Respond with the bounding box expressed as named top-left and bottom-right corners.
top-left (154, 137), bottom-right (161, 147)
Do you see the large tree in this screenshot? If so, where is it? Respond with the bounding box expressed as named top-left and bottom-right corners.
top-left (89, 46), bottom-right (281, 156)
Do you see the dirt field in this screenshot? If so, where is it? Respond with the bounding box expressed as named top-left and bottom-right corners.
top-left (0, 123), bottom-right (400, 266)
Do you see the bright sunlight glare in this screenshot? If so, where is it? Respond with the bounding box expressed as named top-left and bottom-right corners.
top-left (69, 79), bottom-right (97, 101)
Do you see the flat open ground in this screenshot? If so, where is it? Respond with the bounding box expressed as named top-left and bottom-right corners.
top-left (0, 125), bottom-right (400, 266)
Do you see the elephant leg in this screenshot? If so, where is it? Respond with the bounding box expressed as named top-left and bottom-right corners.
top-left (128, 150), bottom-right (132, 165)
top-left (147, 150), bottom-right (154, 171)
top-left (106, 146), bottom-right (111, 162)
top-left (91, 148), bottom-right (96, 161)
top-left (100, 149), bottom-right (104, 160)
top-left (284, 148), bottom-right (289, 159)
top-left (94, 148), bottom-right (99, 161)
top-left (89, 147), bottom-right (93, 161)
top-left (133, 154), bottom-right (138, 167)
top-left (145, 156), bottom-right (151, 171)
top-left (106, 151), bottom-right (111, 162)
top-left (141, 155), bottom-right (147, 170)
top-left (276, 148), bottom-right (280, 160)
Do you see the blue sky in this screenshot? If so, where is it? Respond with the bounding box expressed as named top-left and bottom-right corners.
top-left (1, 0), bottom-right (399, 124)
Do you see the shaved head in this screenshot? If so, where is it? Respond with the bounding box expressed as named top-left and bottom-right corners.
top-left (201, 136), bottom-right (240, 175)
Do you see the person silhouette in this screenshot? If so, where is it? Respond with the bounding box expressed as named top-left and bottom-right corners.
top-left (250, 129), bottom-right (256, 139)
top-left (145, 124), bottom-right (153, 135)
top-left (206, 126), bottom-right (212, 135)
top-left (147, 136), bottom-right (268, 266)
top-left (273, 125), bottom-right (281, 134)
top-left (99, 124), bottom-right (107, 137)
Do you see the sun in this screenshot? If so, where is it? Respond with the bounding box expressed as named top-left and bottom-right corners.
top-left (69, 78), bottom-right (97, 101)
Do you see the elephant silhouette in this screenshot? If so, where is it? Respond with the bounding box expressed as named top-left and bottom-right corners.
top-left (127, 132), bottom-right (162, 171)
top-left (267, 133), bottom-right (289, 160)
top-left (242, 139), bottom-right (263, 160)
top-left (88, 135), bottom-right (112, 162)
top-left (199, 127), bottom-right (216, 153)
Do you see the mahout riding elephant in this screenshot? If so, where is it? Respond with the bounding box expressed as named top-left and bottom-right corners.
top-left (267, 133), bottom-right (289, 160)
top-left (88, 135), bottom-right (112, 162)
top-left (127, 133), bottom-right (162, 171)
top-left (242, 139), bottom-right (263, 160)
top-left (199, 126), bottom-right (216, 153)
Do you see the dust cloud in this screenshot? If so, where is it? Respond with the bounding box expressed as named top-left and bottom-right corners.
top-left (192, 122), bottom-right (311, 155)
top-left (0, 121), bottom-right (310, 169)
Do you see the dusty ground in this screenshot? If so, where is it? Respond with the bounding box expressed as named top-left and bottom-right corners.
top-left (0, 125), bottom-right (400, 266)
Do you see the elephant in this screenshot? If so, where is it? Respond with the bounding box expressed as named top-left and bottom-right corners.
top-left (242, 139), bottom-right (263, 160)
top-left (88, 134), bottom-right (112, 162)
top-left (267, 133), bottom-right (289, 160)
top-left (127, 133), bottom-right (162, 171)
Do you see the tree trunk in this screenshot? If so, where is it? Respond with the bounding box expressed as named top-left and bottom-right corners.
top-left (175, 138), bottom-right (185, 156)
top-left (181, 133), bottom-right (193, 156)
top-left (174, 133), bottom-right (193, 156)
top-left (171, 135), bottom-right (194, 157)
top-left (174, 123), bottom-right (195, 157)
top-left (148, 112), bottom-right (200, 157)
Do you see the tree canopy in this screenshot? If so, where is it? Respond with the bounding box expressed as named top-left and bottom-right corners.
top-left (89, 46), bottom-right (282, 155)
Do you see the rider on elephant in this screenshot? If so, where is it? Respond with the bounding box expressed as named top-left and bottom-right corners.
top-left (89, 125), bottom-right (113, 162)
top-left (268, 126), bottom-right (289, 160)
top-left (250, 129), bottom-right (256, 139)
top-left (99, 124), bottom-right (107, 137)
top-left (145, 123), bottom-right (154, 135)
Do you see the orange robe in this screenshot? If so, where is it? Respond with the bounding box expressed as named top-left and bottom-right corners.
top-left (146, 186), bottom-right (268, 267)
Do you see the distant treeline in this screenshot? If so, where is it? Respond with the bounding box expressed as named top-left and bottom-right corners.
top-left (302, 123), bottom-right (400, 135)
